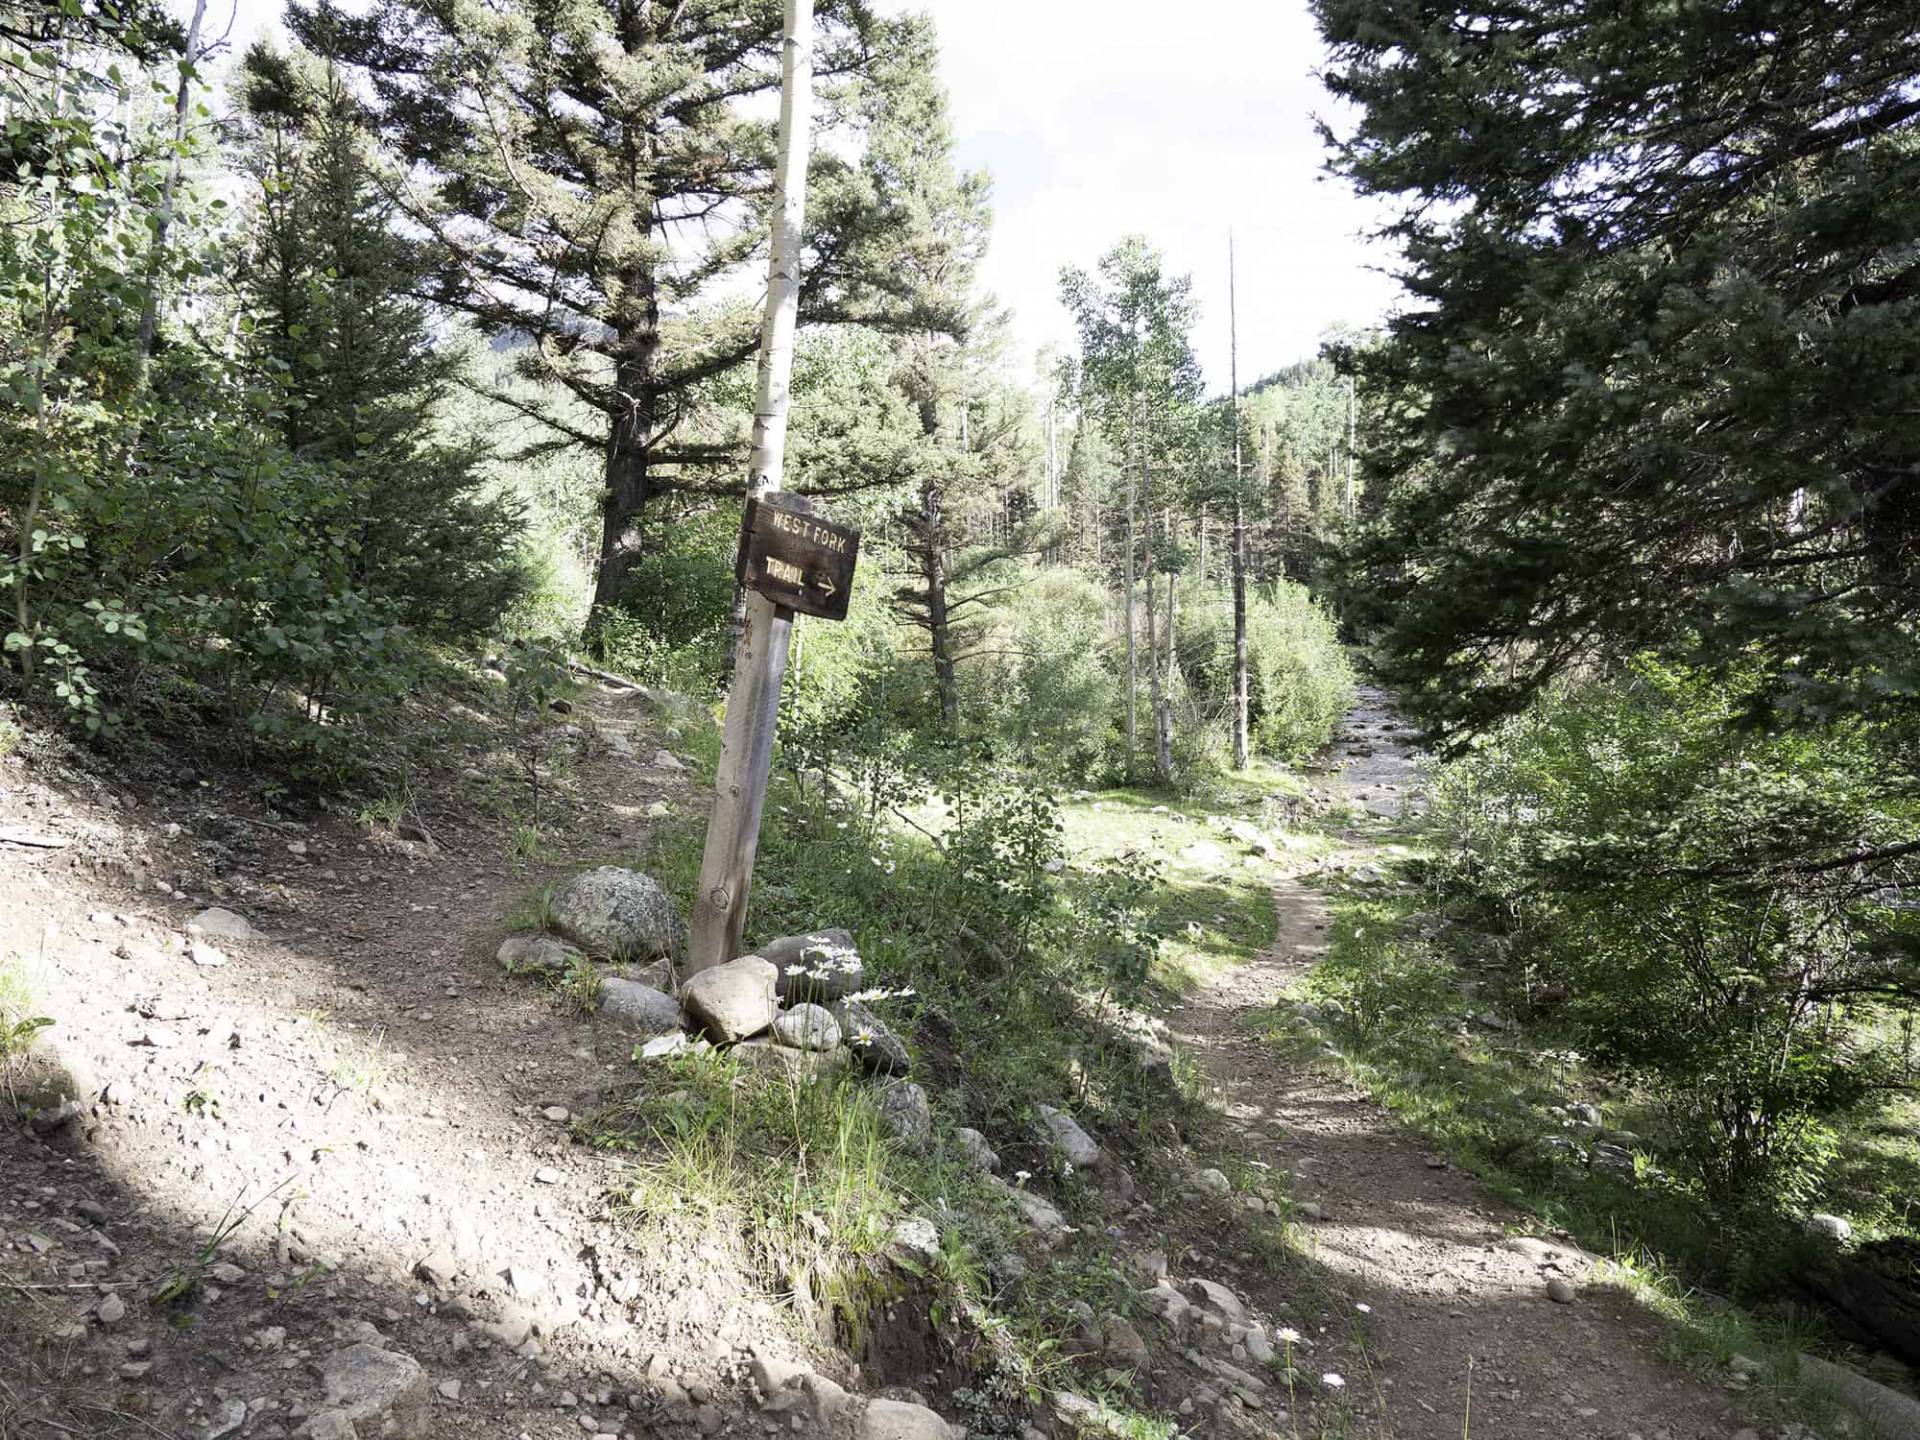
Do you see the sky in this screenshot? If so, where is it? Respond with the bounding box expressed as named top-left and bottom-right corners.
top-left (918, 0), bottom-right (1405, 390)
top-left (214, 0), bottom-right (1405, 393)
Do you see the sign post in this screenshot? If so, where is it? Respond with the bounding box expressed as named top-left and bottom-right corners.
top-left (686, 0), bottom-right (858, 974)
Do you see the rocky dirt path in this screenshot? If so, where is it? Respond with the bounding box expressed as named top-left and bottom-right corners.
top-left (1167, 688), bottom-right (1754, 1440)
top-left (0, 680), bottom-right (819, 1440)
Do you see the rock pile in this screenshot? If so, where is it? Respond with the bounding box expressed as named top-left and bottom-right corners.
top-left (496, 873), bottom-right (918, 1090)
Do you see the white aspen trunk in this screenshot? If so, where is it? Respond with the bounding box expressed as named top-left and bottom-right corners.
top-left (136, 0), bottom-right (208, 367)
top-left (686, 0), bottom-right (814, 973)
top-left (1229, 232), bottom-right (1250, 771)
top-left (1123, 411), bottom-right (1138, 775)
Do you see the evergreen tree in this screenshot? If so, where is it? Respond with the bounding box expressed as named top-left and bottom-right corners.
top-left (239, 45), bottom-right (519, 637)
top-left (1317, 0), bottom-right (1920, 741)
top-left (290, 0), bottom-right (967, 620)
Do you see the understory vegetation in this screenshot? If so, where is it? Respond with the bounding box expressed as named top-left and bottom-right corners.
top-left (7, 0), bottom-right (1920, 1426)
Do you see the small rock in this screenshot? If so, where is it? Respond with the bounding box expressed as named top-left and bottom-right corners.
top-left (1805, 1212), bottom-right (1853, 1244)
top-left (889, 1216), bottom-right (940, 1262)
top-left (771, 1003), bottom-right (841, 1051)
top-left (1296, 1201), bottom-right (1325, 1222)
top-left (496, 935), bottom-right (580, 975)
top-left (97, 1292), bottom-right (127, 1325)
top-left (315, 1343), bottom-right (429, 1432)
top-left (206, 1399), bottom-right (249, 1439)
top-left (830, 999), bottom-right (910, 1076)
top-left (189, 907), bottom-right (259, 941)
top-left (681, 955), bottom-right (780, 1042)
top-left (534, 1167), bottom-right (561, 1185)
top-left (413, 1251), bottom-right (458, 1289)
top-left (953, 1127), bottom-right (1000, 1174)
top-left (543, 1106), bottom-right (571, 1123)
top-left (637, 1032), bottom-right (693, 1061)
top-left (597, 978), bottom-right (681, 1036)
top-left (750, 1353), bottom-right (806, 1398)
top-left (188, 940), bottom-right (229, 968)
top-left (1102, 1315), bottom-right (1151, 1368)
top-left (1545, 1277), bottom-right (1576, 1304)
top-left (1036, 1104), bottom-right (1103, 1171)
top-left (1189, 1168), bottom-right (1231, 1196)
top-left (876, 1081), bottom-right (932, 1147)
top-left (300, 1413), bottom-right (358, 1440)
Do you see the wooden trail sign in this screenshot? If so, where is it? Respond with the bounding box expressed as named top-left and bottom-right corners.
top-left (735, 494), bottom-right (861, 622)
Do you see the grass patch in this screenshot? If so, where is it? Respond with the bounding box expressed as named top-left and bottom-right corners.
top-left (1, 952), bottom-right (54, 1111)
top-left (1056, 785), bottom-right (1281, 993)
top-left (619, 769), bottom-right (1314, 1426)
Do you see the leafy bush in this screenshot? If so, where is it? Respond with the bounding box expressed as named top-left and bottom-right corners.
top-left (1432, 662), bottom-right (1920, 1217)
top-left (1179, 579), bottom-right (1354, 763)
top-left (594, 505), bottom-right (740, 691)
top-left (963, 566), bottom-right (1120, 783)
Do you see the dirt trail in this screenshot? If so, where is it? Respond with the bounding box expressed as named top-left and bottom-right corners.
top-left (1168, 688), bottom-right (1748, 1440)
top-left (0, 682), bottom-right (804, 1440)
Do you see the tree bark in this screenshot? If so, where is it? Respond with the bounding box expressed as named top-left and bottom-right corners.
top-left (1230, 231), bottom-right (1250, 770)
top-left (1123, 413), bottom-right (1138, 777)
top-left (918, 464), bottom-right (959, 732)
top-left (590, 272), bottom-right (663, 616)
top-left (134, 0), bottom-right (207, 369)
top-left (1141, 411), bottom-right (1171, 783)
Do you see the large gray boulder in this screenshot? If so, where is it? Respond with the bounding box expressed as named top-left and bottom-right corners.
top-left (682, 955), bottom-right (779, 1042)
top-left (761, 929), bottom-right (866, 1003)
top-left (598, 978), bottom-right (682, 1035)
top-left (550, 867), bottom-right (684, 961)
top-left (830, 998), bottom-right (911, 1076)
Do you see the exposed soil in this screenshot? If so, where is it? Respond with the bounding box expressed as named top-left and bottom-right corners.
top-left (1167, 688), bottom-right (1755, 1440)
top-left (0, 681), bottom-right (811, 1440)
top-left (1, 678), bottom-right (1786, 1440)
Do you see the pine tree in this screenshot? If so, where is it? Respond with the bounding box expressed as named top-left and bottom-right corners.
top-left (238, 45), bottom-right (518, 636)
top-left (1317, 0), bottom-right (1920, 740)
top-left (290, 0), bottom-right (964, 620)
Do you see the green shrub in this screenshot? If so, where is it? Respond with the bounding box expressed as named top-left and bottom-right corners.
top-left (593, 506), bottom-right (740, 691)
top-left (1179, 578), bottom-right (1354, 762)
top-left (964, 567), bottom-right (1120, 783)
top-left (1432, 662), bottom-right (1920, 1219)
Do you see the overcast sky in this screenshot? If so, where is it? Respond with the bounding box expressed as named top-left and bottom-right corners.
top-left (919, 0), bottom-right (1404, 390)
top-left (216, 0), bottom-right (1404, 392)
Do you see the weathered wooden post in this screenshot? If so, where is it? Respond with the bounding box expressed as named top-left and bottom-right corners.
top-left (686, 0), bottom-right (860, 973)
